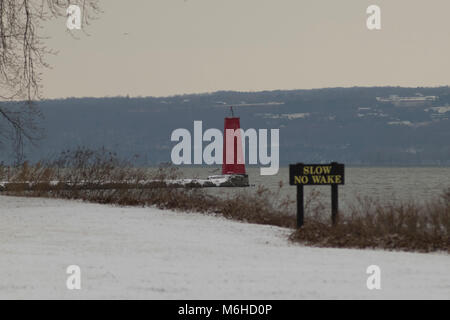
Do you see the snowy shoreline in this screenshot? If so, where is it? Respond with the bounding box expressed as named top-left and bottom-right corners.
top-left (0, 195), bottom-right (448, 299)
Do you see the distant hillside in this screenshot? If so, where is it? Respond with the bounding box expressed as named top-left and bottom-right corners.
top-left (1, 86), bottom-right (450, 165)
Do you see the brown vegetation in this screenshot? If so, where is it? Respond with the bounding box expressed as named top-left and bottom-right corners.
top-left (1, 148), bottom-right (448, 253)
top-left (290, 195), bottom-right (449, 253)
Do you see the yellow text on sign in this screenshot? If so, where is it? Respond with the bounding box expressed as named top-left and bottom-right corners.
top-left (294, 175), bottom-right (342, 185)
top-left (303, 166), bottom-right (332, 175)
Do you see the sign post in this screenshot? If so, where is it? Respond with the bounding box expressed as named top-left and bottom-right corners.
top-left (289, 162), bottom-right (345, 227)
top-left (296, 184), bottom-right (304, 228)
top-left (331, 184), bottom-right (338, 225)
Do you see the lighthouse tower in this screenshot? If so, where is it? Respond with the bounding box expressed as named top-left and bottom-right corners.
top-left (222, 107), bottom-right (247, 177)
top-left (206, 107), bottom-right (249, 187)
top-left (222, 117), bottom-right (246, 175)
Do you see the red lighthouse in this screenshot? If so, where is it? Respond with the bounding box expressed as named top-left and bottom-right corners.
top-left (222, 107), bottom-right (246, 175)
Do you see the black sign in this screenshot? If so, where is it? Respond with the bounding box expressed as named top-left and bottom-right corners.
top-left (289, 162), bottom-right (345, 228)
top-left (289, 163), bottom-right (345, 186)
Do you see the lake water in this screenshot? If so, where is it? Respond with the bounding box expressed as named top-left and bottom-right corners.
top-left (176, 167), bottom-right (450, 214)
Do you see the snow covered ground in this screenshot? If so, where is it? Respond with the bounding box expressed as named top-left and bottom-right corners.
top-left (0, 195), bottom-right (448, 299)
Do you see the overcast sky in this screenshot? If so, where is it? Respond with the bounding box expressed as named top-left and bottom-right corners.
top-left (41, 0), bottom-right (450, 98)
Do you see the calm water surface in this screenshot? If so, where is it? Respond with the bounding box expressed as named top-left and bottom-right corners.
top-left (176, 167), bottom-right (450, 214)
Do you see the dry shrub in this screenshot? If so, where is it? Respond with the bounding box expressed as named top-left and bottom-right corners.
top-left (216, 185), bottom-right (296, 228)
top-left (0, 148), bottom-right (219, 212)
top-left (290, 194), bottom-right (450, 253)
top-left (1, 147), bottom-right (148, 195)
top-left (444, 188), bottom-right (450, 204)
top-left (0, 163), bottom-right (8, 181)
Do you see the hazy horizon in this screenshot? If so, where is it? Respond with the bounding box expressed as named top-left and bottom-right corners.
top-left (20, 84), bottom-right (450, 101)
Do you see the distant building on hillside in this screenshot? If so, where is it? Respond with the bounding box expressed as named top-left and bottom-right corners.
top-left (376, 94), bottom-right (438, 107)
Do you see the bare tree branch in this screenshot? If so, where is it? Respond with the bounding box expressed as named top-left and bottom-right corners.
top-left (0, 0), bottom-right (100, 164)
